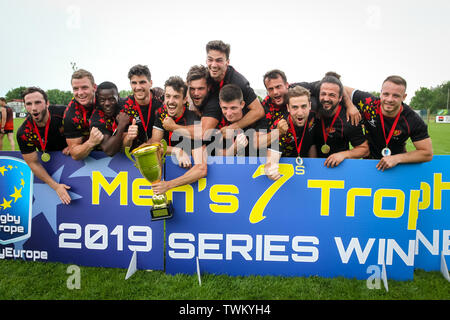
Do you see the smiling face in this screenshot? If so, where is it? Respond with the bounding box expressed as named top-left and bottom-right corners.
top-left (287, 95), bottom-right (311, 127)
top-left (219, 98), bottom-right (245, 123)
top-left (164, 86), bottom-right (187, 118)
top-left (189, 77), bottom-right (209, 107)
top-left (71, 77), bottom-right (96, 106)
top-left (130, 75), bottom-right (152, 105)
top-left (24, 91), bottom-right (49, 126)
top-left (206, 49), bottom-right (229, 82)
top-left (380, 81), bottom-right (407, 117)
top-left (319, 82), bottom-right (342, 117)
top-left (264, 75), bottom-right (289, 107)
top-left (97, 88), bottom-right (119, 118)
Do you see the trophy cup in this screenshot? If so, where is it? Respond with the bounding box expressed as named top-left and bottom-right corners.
top-left (125, 140), bottom-right (174, 221)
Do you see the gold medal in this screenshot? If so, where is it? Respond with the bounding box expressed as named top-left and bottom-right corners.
top-left (321, 144), bottom-right (331, 154)
top-left (41, 152), bottom-right (51, 162)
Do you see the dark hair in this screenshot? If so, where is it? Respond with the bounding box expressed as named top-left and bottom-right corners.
top-left (0, 97), bottom-right (6, 103)
top-left (318, 75), bottom-right (344, 97)
top-left (219, 84), bottom-right (243, 103)
top-left (206, 40), bottom-right (231, 60)
top-left (263, 69), bottom-right (287, 87)
top-left (186, 65), bottom-right (210, 84)
top-left (164, 76), bottom-right (188, 99)
top-left (21, 87), bottom-right (49, 103)
top-left (97, 81), bottom-right (118, 93)
top-left (383, 75), bottom-right (407, 89)
top-left (128, 64), bottom-right (151, 81)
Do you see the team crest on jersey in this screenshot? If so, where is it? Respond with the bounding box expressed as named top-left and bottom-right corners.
top-left (0, 157), bottom-right (33, 245)
top-left (393, 129), bottom-right (402, 136)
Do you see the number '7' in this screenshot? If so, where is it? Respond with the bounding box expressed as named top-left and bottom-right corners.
top-left (249, 164), bottom-right (294, 224)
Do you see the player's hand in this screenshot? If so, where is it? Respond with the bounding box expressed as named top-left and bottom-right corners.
top-left (152, 180), bottom-right (170, 195)
top-left (88, 127), bottom-right (104, 146)
top-left (124, 119), bottom-right (138, 144)
top-left (62, 146), bottom-right (71, 156)
top-left (264, 162), bottom-right (280, 181)
top-left (116, 112), bottom-right (130, 129)
top-left (277, 119), bottom-right (289, 136)
top-left (346, 104), bottom-right (362, 126)
top-left (220, 124), bottom-right (238, 140)
top-left (174, 147), bottom-right (192, 168)
top-left (162, 117), bottom-right (177, 132)
top-left (324, 152), bottom-right (345, 168)
top-left (55, 183), bottom-right (71, 205)
top-left (235, 132), bottom-right (248, 151)
top-left (376, 155), bottom-right (400, 171)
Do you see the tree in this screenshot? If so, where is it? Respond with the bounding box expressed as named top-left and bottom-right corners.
top-left (410, 81), bottom-right (450, 114)
top-left (5, 86), bottom-right (27, 101)
top-left (46, 89), bottom-right (73, 105)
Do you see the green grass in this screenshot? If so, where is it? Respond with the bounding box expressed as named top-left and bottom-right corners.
top-left (0, 260), bottom-right (448, 300)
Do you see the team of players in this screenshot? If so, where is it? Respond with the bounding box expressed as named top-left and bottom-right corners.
top-left (16, 40), bottom-right (433, 204)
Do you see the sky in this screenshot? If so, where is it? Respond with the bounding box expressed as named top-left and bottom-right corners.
top-left (1, 0), bottom-right (449, 103)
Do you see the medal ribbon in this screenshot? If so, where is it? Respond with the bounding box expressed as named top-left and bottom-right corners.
top-left (379, 105), bottom-right (402, 148)
top-left (168, 106), bottom-right (186, 146)
top-left (32, 113), bottom-right (51, 152)
top-left (320, 105), bottom-right (341, 145)
top-left (135, 96), bottom-right (153, 133)
top-left (288, 114), bottom-right (308, 157)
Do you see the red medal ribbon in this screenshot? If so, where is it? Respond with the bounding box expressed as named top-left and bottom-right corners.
top-left (379, 105), bottom-right (402, 148)
top-left (168, 106), bottom-right (186, 146)
top-left (288, 114), bottom-right (308, 156)
top-left (135, 97), bottom-right (153, 133)
top-left (320, 105), bottom-right (341, 145)
top-left (32, 113), bottom-right (51, 152)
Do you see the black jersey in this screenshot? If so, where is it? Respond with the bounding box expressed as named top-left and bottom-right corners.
top-left (63, 99), bottom-right (95, 139)
top-left (269, 111), bottom-right (316, 158)
top-left (352, 90), bottom-right (429, 159)
top-left (120, 94), bottom-right (163, 150)
top-left (313, 105), bottom-right (367, 158)
top-left (153, 104), bottom-right (200, 151)
top-left (203, 65), bottom-right (258, 122)
top-left (17, 105), bottom-right (68, 154)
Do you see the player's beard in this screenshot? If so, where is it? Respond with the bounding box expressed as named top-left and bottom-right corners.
top-left (318, 101), bottom-right (338, 118)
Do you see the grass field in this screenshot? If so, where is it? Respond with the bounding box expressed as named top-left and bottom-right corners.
top-left (0, 118), bottom-right (449, 301)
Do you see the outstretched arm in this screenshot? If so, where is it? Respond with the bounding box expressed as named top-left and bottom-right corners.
top-left (376, 138), bottom-right (433, 171)
top-left (22, 151), bottom-right (71, 204)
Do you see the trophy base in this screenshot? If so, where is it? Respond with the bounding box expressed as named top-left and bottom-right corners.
top-left (150, 201), bottom-right (174, 221)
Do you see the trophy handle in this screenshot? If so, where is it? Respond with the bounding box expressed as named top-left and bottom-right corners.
top-left (160, 139), bottom-right (167, 156)
top-left (124, 146), bottom-right (136, 165)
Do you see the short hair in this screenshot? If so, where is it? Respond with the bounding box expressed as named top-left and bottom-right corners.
top-left (318, 75), bottom-right (344, 97)
top-left (288, 86), bottom-right (311, 102)
top-left (383, 75), bottom-right (407, 89)
top-left (21, 87), bottom-right (48, 103)
top-left (71, 69), bottom-right (95, 86)
top-left (97, 81), bottom-right (118, 93)
top-left (263, 69), bottom-right (287, 86)
top-left (128, 64), bottom-right (151, 81)
top-left (219, 84), bottom-right (243, 103)
top-left (186, 65), bottom-right (210, 84)
top-left (164, 76), bottom-right (188, 99)
top-left (0, 97), bottom-right (6, 103)
top-left (206, 40), bottom-right (231, 60)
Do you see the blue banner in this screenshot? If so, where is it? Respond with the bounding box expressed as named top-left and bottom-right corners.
top-left (165, 156), bottom-right (450, 280)
top-left (0, 151), bottom-right (448, 280)
top-left (0, 151), bottom-right (164, 270)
